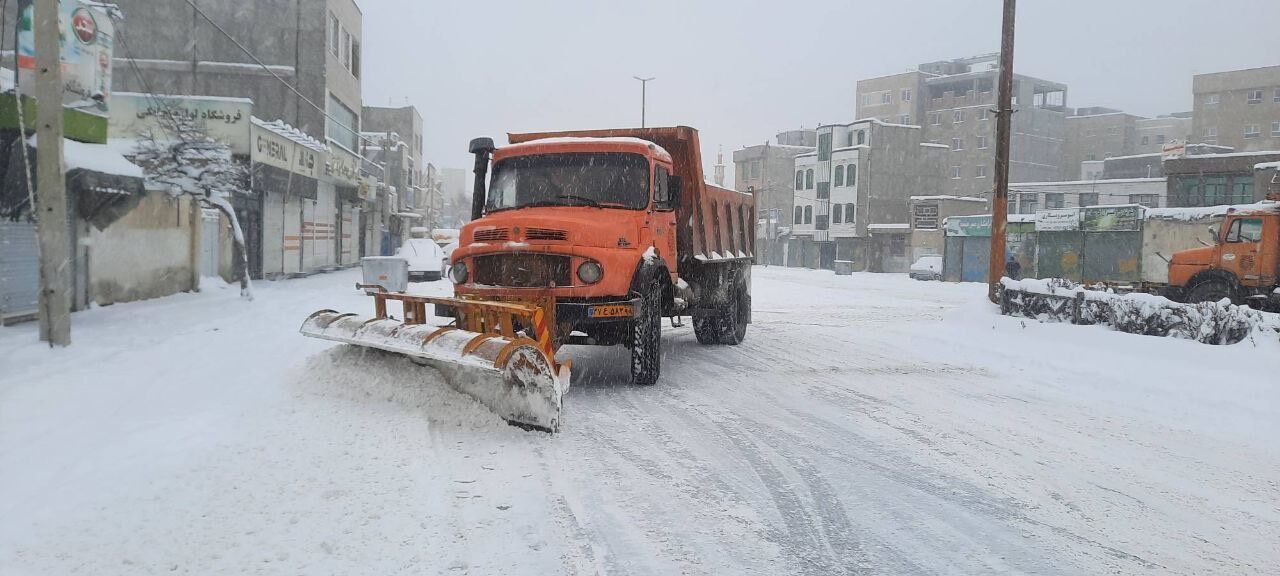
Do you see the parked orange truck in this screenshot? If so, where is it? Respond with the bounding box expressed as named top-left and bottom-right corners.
top-left (1167, 204), bottom-right (1280, 309)
top-left (302, 126), bottom-right (755, 430)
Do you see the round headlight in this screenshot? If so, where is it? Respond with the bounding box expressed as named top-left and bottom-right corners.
top-left (577, 261), bottom-right (603, 284)
top-left (449, 261), bottom-right (469, 284)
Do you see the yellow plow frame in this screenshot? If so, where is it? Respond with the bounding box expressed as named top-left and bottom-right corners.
top-left (301, 286), bottom-right (570, 431)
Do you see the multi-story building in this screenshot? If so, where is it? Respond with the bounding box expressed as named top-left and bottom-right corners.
top-left (1135, 113), bottom-right (1193, 154)
top-left (788, 120), bottom-right (945, 270)
top-left (1008, 178), bottom-right (1167, 211)
top-left (1192, 65), bottom-right (1280, 152)
top-left (733, 131), bottom-right (815, 266)
top-left (856, 54), bottom-right (1070, 198)
top-left (362, 105), bottom-right (426, 237)
top-left (1060, 108), bottom-right (1141, 180)
top-left (1165, 151), bottom-right (1280, 207)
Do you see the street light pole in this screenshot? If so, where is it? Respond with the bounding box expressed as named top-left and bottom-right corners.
top-left (987, 0), bottom-right (1016, 303)
top-left (633, 76), bottom-right (655, 128)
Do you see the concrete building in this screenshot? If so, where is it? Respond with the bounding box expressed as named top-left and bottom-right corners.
top-left (362, 104), bottom-right (427, 246)
top-left (858, 54), bottom-right (1070, 198)
top-left (1008, 178), bottom-right (1167, 211)
top-left (907, 195), bottom-right (989, 264)
top-left (1165, 151), bottom-right (1280, 207)
top-left (789, 120), bottom-right (945, 270)
top-left (1135, 114), bottom-right (1193, 154)
top-left (733, 132), bottom-right (815, 266)
top-left (1060, 108), bottom-right (1141, 180)
top-left (1192, 65), bottom-right (1280, 152)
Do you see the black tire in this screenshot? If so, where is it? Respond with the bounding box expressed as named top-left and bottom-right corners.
top-left (694, 286), bottom-right (750, 345)
top-left (1186, 278), bottom-right (1234, 305)
top-left (693, 316), bottom-right (720, 344)
top-left (631, 279), bottom-right (662, 386)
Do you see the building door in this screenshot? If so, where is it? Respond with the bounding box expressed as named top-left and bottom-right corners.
top-left (201, 210), bottom-right (221, 277)
top-left (303, 198), bottom-right (317, 271)
top-left (0, 219), bottom-right (39, 323)
top-left (284, 195), bottom-right (302, 275)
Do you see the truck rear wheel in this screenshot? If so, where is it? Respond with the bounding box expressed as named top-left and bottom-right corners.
top-left (1186, 278), bottom-right (1235, 305)
top-left (631, 279), bottom-right (662, 386)
top-left (693, 287), bottom-right (749, 345)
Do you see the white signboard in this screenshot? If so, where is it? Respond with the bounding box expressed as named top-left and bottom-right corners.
top-left (16, 0), bottom-right (115, 117)
top-left (110, 93), bottom-right (252, 155)
top-left (1035, 208), bottom-right (1080, 232)
top-left (1162, 140), bottom-right (1186, 160)
top-left (251, 121), bottom-right (320, 179)
top-left (325, 145), bottom-right (361, 187)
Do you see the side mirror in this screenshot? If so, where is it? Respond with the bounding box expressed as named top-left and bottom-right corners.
top-left (666, 175), bottom-right (682, 209)
top-left (1208, 226), bottom-right (1219, 244)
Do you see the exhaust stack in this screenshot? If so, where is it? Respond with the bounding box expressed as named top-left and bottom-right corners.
top-left (469, 137), bottom-right (495, 221)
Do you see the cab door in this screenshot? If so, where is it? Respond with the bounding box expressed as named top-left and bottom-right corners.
top-left (1220, 216), bottom-right (1266, 287)
top-left (651, 163), bottom-right (679, 280)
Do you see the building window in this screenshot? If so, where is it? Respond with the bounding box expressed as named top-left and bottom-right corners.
top-left (950, 166), bottom-right (962, 179)
top-left (1141, 135), bottom-right (1149, 146)
top-left (342, 28), bottom-right (352, 70)
top-left (951, 137), bottom-right (964, 151)
top-left (975, 165), bottom-right (988, 178)
top-left (815, 214), bottom-right (829, 231)
top-left (1232, 179), bottom-right (1254, 203)
top-left (953, 110), bottom-right (965, 123)
top-left (1129, 194), bottom-right (1159, 208)
top-left (1247, 89), bottom-right (1263, 104)
top-left (1204, 126), bottom-right (1217, 143)
top-left (1079, 193), bottom-right (1099, 207)
top-left (805, 169), bottom-right (814, 189)
top-left (856, 130), bottom-right (865, 145)
top-left (1020, 193), bottom-right (1038, 214)
top-left (979, 108), bottom-right (990, 121)
top-left (913, 204), bottom-right (939, 229)
top-left (329, 12), bottom-right (340, 56)
top-left (976, 135), bottom-right (988, 149)
top-left (1045, 193), bottom-right (1065, 209)
top-left (1275, 88), bottom-right (1280, 103)
top-left (890, 235), bottom-right (906, 257)
top-left (862, 94), bottom-right (872, 107)
top-left (1204, 176), bottom-right (1228, 205)
top-left (833, 165), bottom-right (844, 187)
top-left (795, 170), bottom-right (804, 190)
top-left (794, 206), bottom-right (804, 224)
top-left (1204, 93), bottom-right (1220, 106)
top-left (749, 160), bottom-right (761, 179)
top-left (881, 92), bottom-right (892, 104)
top-left (902, 88), bottom-right (912, 102)
top-left (899, 114), bottom-right (911, 125)
top-left (818, 133), bottom-right (832, 161)
top-left (929, 112), bottom-right (941, 126)
top-left (351, 39), bottom-right (361, 79)
top-left (846, 165), bottom-right (856, 186)
top-left (327, 93), bottom-right (359, 152)
top-left (1244, 124), bottom-right (1261, 139)
top-left (816, 182), bottom-right (830, 200)
top-left (1272, 121), bottom-right (1280, 137)
top-left (804, 205), bottom-right (813, 224)
top-left (1156, 134), bottom-right (1166, 145)
top-left (832, 205), bottom-right (843, 224)
top-left (845, 203), bottom-right (855, 223)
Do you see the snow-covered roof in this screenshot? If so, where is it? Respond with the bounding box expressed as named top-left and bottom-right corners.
top-left (1010, 177), bottom-right (1165, 187)
top-left (115, 91), bottom-right (253, 105)
top-left (509, 137), bottom-right (671, 159)
top-left (394, 212), bottom-right (423, 219)
top-left (920, 143), bottom-right (951, 149)
top-left (251, 117), bottom-right (328, 153)
top-left (1181, 150), bottom-right (1280, 160)
top-left (1146, 201), bottom-right (1279, 221)
top-left (1103, 152), bottom-right (1164, 162)
top-left (867, 223), bottom-right (910, 230)
top-left (1008, 214), bottom-right (1036, 223)
top-left (1253, 161), bottom-right (1280, 170)
top-left (831, 145), bottom-right (867, 153)
top-left (29, 135), bottom-right (144, 178)
top-left (1066, 111), bottom-right (1133, 120)
top-left (910, 195), bottom-right (987, 203)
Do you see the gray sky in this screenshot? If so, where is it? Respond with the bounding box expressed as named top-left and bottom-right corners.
top-left (361, 0), bottom-right (1280, 183)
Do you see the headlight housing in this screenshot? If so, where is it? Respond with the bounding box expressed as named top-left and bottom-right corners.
top-left (577, 261), bottom-right (603, 284)
top-left (449, 260), bottom-right (468, 284)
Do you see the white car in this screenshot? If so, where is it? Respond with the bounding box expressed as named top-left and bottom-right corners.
top-left (909, 255), bottom-right (943, 281)
top-left (440, 240), bottom-right (459, 277)
top-left (396, 238), bottom-right (446, 282)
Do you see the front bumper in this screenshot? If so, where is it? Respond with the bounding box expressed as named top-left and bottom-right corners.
top-left (435, 296), bottom-right (642, 324)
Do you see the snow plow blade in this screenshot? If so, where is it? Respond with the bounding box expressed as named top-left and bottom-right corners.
top-left (300, 294), bottom-right (569, 431)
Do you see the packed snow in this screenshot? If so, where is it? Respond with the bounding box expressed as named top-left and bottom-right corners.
top-left (2, 267), bottom-right (1278, 575)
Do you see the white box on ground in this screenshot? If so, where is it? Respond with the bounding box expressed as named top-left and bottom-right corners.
top-left (361, 257), bottom-right (408, 293)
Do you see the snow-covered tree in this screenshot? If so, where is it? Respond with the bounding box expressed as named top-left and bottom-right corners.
top-left (128, 106), bottom-right (253, 299)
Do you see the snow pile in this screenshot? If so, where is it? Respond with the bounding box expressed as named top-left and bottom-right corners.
top-left (1000, 278), bottom-right (1279, 345)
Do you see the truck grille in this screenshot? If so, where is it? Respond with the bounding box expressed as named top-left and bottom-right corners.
top-left (472, 254), bottom-right (572, 287)
top-left (525, 227), bottom-right (568, 241)
top-left (473, 228), bottom-right (509, 241)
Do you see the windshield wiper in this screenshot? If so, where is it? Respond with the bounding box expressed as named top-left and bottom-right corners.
top-left (553, 194), bottom-right (601, 208)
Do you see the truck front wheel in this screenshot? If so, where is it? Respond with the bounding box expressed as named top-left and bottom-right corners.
top-left (631, 279), bottom-right (663, 386)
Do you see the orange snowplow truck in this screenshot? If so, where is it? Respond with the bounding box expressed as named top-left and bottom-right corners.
top-left (1168, 205), bottom-right (1280, 309)
top-left (447, 126), bottom-right (756, 382)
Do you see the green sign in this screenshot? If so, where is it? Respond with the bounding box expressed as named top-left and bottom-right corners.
top-left (1081, 205), bottom-right (1141, 232)
top-left (945, 214), bottom-right (992, 237)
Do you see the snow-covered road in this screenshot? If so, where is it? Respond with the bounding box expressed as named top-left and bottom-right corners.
top-left (2, 267), bottom-right (1278, 575)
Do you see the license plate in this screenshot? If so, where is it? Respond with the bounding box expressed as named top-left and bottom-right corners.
top-left (588, 304), bottom-right (633, 318)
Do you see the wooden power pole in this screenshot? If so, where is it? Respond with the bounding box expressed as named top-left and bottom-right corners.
top-left (987, 0), bottom-right (1016, 303)
top-left (34, 0), bottom-right (71, 345)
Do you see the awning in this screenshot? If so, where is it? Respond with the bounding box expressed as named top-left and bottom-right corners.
top-left (0, 131), bottom-right (146, 228)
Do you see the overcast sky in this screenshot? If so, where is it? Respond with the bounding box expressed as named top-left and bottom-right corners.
top-left (361, 0), bottom-right (1280, 184)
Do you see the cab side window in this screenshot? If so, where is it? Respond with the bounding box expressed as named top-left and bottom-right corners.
top-left (1225, 218), bottom-right (1263, 243)
top-left (654, 165), bottom-right (670, 208)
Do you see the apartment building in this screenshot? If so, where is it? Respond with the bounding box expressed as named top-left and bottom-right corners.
top-left (1192, 65), bottom-right (1280, 152)
top-left (789, 120), bottom-right (945, 270)
top-left (1008, 178), bottom-right (1167, 212)
top-left (856, 54), bottom-right (1070, 198)
top-left (1135, 114), bottom-right (1193, 154)
top-left (733, 132), bottom-right (816, 265)
top-left (1060, 108), bottom-right (1141, 180)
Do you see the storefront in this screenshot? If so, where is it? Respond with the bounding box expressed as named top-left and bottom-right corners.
top-left (251, 117), bottom-right (325, 278)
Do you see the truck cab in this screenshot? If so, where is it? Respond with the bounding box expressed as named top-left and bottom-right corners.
top-left (1169, 209), bottom-right (1279, 308)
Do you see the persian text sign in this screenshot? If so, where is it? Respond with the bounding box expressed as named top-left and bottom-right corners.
top-left (110, 93), bottom-right (252, 154)
top-left (944, 214), bottom-right (991, 237)
top-left (17, 0), bottom-right (115, 117)
top-left (1035, 208), bottom-right (1080, 232)
top-left (324, 145), bottom-right (361, 187)
top-left (1082, 205), bottom-right (1142, 232)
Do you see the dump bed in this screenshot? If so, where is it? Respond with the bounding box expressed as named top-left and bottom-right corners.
top-left (508, 127), bottom-right (755, 271)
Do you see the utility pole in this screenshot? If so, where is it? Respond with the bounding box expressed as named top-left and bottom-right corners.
top-left (633, 76), bottom-right (654, 128)
top-left (34, 0), bottom-right (71, 346)
top-left (987, 0), bottom-right (1016, 303)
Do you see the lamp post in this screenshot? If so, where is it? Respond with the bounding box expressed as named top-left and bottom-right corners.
top-left (633, 76), bottom-right (655, 128)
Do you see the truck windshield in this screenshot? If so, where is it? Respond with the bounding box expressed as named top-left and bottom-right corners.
top-left (487, 152), bottom-right (650, 211)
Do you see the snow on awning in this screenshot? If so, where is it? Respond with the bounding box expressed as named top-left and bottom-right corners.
top-left (394, 212), bottom-right (423, 219)
top-left (29, 135), bottom-right (145, 179)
